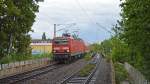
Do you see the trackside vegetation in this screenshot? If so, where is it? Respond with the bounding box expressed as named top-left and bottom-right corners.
top-left (0, 53), bottom-right (52, 64)
top-left (32, 53), bottom-right (53, 60)
top-left (78, 52), bottom-right (95, 77)
top-left (79, 64), bottom-right (95, 77)
top-left (90, 39), bottom-right (130, 83)
top-left (84, 53), bottom-right (92, 61)
top-left (90, 0), bottom-right (150, 83)
top-left (0, 0), bottom-right (42, 63)
top-left (114, 0), bottom-right (150, 81)
top-left (114, 63), bottom-right (128, 84)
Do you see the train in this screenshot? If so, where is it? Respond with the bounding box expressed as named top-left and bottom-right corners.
top-left (52, 33), bottom-right (88, 63)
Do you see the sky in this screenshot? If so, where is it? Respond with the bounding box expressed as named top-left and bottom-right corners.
top-left (31, 0), bottom-right (121, 43)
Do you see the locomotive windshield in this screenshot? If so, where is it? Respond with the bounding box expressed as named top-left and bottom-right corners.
top-left (54, 39), bottom-right (68, 45)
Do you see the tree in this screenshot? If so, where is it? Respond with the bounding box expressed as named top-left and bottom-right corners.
top-left (115, 0), bottom-right (150, 80)
top-left (42, 32), bottom-right (46, 40)
top-left (90, 43), bottom-right (99, 52)
top-left (0, 0), bottom-right (40, 59)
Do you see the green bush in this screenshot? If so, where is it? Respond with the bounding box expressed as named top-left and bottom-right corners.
top-left (0, 53), bottom-right (31, 64)
top-left (79, 64), bottom-right (95, 77)
top-left (32, 53), bottom-right (52, 60)
top-left (115, 63), bottom-right (128, 84)
top-left (0, 53), bottom-right (52, 64)
top-left (84, 53), bottom-right (92, 61)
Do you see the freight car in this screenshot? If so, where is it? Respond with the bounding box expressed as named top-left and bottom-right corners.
top-left (52, 33), bottom-right (88, 63)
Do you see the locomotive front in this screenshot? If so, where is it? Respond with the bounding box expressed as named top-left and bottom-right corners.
top-left (52, 37), bottom-right (71, 62)
top-left (52, 33), bottom-right (88, 63)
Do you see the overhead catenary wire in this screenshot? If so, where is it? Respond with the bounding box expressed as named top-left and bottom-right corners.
top-left (96, 23), bottom-right (114, 35)
top-left (74, 0), bottom-right (114, 35)
top-left (74, 0), bottom-right (96, 24)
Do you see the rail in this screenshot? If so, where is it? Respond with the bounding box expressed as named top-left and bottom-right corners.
top-left (0, 61), bottom-right (60, 84)
top-left (0, 58), bottom-right (51, 79)
top-left (60, 54), bottom-right (101, 84)
top-left (83, 60), bottom-right (100, 84)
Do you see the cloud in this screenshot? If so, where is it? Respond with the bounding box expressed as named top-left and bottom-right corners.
top-left (31, 0), bottom-right (121, 43)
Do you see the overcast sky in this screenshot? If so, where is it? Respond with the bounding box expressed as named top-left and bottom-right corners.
top-left (31, 0), bottom-right (121, 43)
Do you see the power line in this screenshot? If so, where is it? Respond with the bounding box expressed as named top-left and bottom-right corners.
top-left (96, 23), bottom-right (114, 35)
top-left (74, 0), bottom-right (114, 35)
top-left (75, 0), bottom-right (95, 24)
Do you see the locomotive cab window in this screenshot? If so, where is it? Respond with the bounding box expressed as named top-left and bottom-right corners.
top-left (54, 39), bottom-right (68, 45)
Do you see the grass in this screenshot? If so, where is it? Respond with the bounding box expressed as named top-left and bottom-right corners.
top-left (0, 54), bottom-right (31, 64)
top-left (79, 64), bottom-right (96, 77)
top-left (0, 53), bottom-right (53, 64)
top-left (114, 62), bottom-right (128, 84)
top-left (32, 53), bottom-right (53, 60)
top-left (84, 53), bottom-right (92, 61)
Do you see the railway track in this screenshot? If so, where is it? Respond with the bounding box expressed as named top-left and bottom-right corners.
top-left (0, 62), bottom-right (63, 84)
top-left (60, 55), bottom-right (101, 84)
top-left (0, 55), bottom-right (104, 84)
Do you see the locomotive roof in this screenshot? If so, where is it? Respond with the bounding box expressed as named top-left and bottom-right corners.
top-left (54, 36), bottom-right (83, 41)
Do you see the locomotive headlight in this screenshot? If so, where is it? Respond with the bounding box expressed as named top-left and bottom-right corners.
top-left (53, 50), bottom-right (56, 53)
top-left (66, 50), bottom-right (70, 52)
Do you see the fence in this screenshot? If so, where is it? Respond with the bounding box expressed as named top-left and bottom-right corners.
top-left (0, 58), bottom-right (51, 79)
top-left (124, 62), bottom-right (150, 84)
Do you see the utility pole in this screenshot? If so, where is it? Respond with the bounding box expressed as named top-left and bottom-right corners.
top-left (53, 23), bottom-right (76, 38)
top-left (54, 24), bottom-right (56, 38)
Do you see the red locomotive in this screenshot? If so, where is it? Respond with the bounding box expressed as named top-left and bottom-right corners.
top-left (52, 33), bottom-right (88, 62)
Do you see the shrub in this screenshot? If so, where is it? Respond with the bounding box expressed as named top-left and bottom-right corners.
top-left (32, 53), bottom-right (52, 60)
top-left (0, 53), bottom-right (52, 64)
top-left (79, 64), bottom-right (95, 77)
top-left (84, 53), bottom-right (92, 61)
top-left (115, 63), bottom-right (128, 84)
top-left (0, 53), bottom-right (31, 64)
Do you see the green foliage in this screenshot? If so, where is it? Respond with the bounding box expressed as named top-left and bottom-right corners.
top-left (79, 64), bottom-right (95, 77)
top-left (32, 53), bottom-right (53, 60)
top-left (97, 0), bottom-right (150, 80)
top-left (99, 37), bottom-right (143, 67)
top-left (84, 53), bottom-right (92, 61)
top-left (114, 0), bottom-right (150, 80)
top-left (111, 38), bottom-right (131, 63)
top-left (100, 39), bottom-right (113, 57)
top-left (0, 53), bottom-right (31, 64)
top-left (0, 53), bottom-right (52, 64)
top-left (115, 63), bottom-right (128, 84)
top-left (90, 43), bottom-right (101, 53)
top-left (0, 0), bottom-right (40, 60)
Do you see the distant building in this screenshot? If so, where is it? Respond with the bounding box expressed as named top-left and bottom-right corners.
top-left (30, 39), bottom-right (52, 54)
